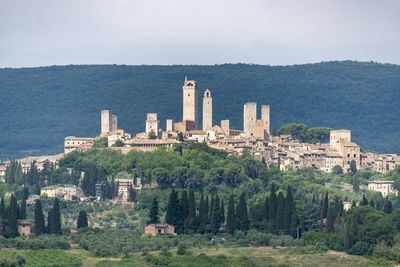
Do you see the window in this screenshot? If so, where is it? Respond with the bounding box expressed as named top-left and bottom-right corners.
top-left (354, 154), bottom-right (356, 158)
top-left (347, 154), bottom-right (350, 157)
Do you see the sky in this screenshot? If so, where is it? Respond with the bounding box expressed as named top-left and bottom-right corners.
top-left (1, 0), bottom-right (400, 68)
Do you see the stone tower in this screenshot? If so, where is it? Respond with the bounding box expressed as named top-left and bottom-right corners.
top-left (166, 119), bottom-right (174, 132)
top-left (112, 115), bottom-right (118, 131)
top-left (202, 89), bottom-right (212, 131)
top-left (243, 102), bottom-right (257, 137)
top-left (101, 110), bottom-right (112, 135)
top-left (146, 113), bottom-right (159, 135)
top-left (261, 105), bottom-right (270, 136)
top-left (182, 76), bottom-right (199, 129)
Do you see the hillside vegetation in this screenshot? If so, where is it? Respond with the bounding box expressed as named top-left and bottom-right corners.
top-left (0, 61), bottom-right (399, 159)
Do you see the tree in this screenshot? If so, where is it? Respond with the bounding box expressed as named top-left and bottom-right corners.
top-left (269, 183), bottom-right (278, 230)
top-left (77, 210), bottom-right (88, 228)
top-left (34, 199), bottom-right (45, 235)
top-left (323, 192), bottom-right (329, 218)
top-left (188, 190), bottom-right (196, 219)
top-left (277, 123), bottom-right (308, 142)
top-left (275, 192), bottom-right (285, 232)
top-left (19, 197), bottom-right (26, 220)
top-left (236, 192), bottom-right (249, 232)
top-left (128, 184), bottom-right (136, 202)
top-left (344, 213), bottom-right (358, 250)
top-left (148, 197), bottom-right (160, 224)
top-left (350, 160), bottom-right (357, 175)
top-left (92, 137), bottom-right (108, 148)
top-left (326, 206), bottom-right (336, 233)
top-left (148, 130), bottom-right (157, 140)
top-left (361, 194), bottom-right (368, 206)
top-left (263, 196), bottom-right (269, 221)
top-left (332, 165), bottom-right (343, 175)
top-left (49, 198), bottom-right (61, 235)
top-left (178, 132), bottom-right (184, 142)
top-left (5, 194), bottom-right (18, 238)
top-left (165, 189), bottom-right (183, 232)
top-left (113, 139), bottom-right (125, 147)
top-left (384, 198), bottom-right (393, 214)
top-left (227, 194), bottom-right (235, 234)
top-left (283, 187), bottom-right (294, 234)
top-left (181, 190), bottom-right (189, 221)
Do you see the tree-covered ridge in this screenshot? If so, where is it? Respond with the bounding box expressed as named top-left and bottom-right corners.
top-left (1, 61), bottom-right (400, 160)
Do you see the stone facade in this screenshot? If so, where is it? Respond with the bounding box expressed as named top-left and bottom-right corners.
top-left (261, 105), bottom-right (270, 136)
top-left (243, 102), bottom-right (257, 138)
top-left (202, 89), bottom-right (212, 131)
top-left (17, 220), bottom-right (31, 236)
top-left (221, 120), bottom-right (230, 136)
top-left (144, 224), bottom-right (176, 236)
top-left (41, 185), bottom-right (84, 200)
top-left (182, 77), bottom-right (199, 129)
top-left (146, 113), bottom-right (159, 135)
top-left (368, 180), bottom-right (397, 197)
top-left (166, 119), bottom-right (174, 132)
top-left (64, 136), bottom-right (95, 153)
top-left (112, 115), bottom-right (118, 131)
top-left (101, 110), bottom-right (113, 135)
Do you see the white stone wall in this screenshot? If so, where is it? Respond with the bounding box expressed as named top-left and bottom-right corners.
top-left (101, 110), bottom-right (112, 135)
top-left (261, 105), bottom-right (270, 135)
top-left (182, 78), bottom-right (199, 129)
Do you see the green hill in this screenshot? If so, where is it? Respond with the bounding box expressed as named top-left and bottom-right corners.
top-left (0, 61), bottom-right (399, 160)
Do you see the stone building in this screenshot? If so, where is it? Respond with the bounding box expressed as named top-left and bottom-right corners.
top-left (17, 220), bottom-right (31, 236)
top-left (166, 119), bottom-right (174, 132)
top-left (112, 115), bottom-right (118, 131)
top-left (146, 113), bottom-right (159, 136)
top-left (64, 136), bottom-right (95, 153)
top-left (144, 223), bottom-right (176, 236)
top-left (261, 105), bottom-right (270, 136)
top-left (368, 180), bottom-right (397, 197)
top-left (202, 89), bottom-right (212, 131)
top-left (243, 102), bottom-right (257, 138)
top-left (101, 110), bottom-right (113, 135)
top-left (182, 77), bottom-right (199, 130)
top-left (41, 185), bottom-right (84, 200)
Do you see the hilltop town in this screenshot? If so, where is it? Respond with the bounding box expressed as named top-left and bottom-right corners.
top-left (63, 76), bottom-right (399, 175)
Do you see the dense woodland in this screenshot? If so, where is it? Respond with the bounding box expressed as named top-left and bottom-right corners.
top-left (1, 61), bottom-right (400, 160)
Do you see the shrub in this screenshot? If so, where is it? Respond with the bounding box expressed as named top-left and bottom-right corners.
top-left (348, 241), bottom-right (369, 256)
top-left (372, 244), bottom-right (400, 263)
top-left (177, 243), bottom-right (187, 255)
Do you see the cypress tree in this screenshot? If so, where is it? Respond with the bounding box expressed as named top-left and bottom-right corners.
top-left (237, 192), bottom-right (249, 232)
top-left (128, 184), bottom-right (136, 202)
top-left (264, 196), bottom-right (269, 221)
top-left (188, 190), bottom-right (196, 218)
top-left (283, 187), bottom-right (294, 234)
top-left (384, 198), bottom-right (393, 214)
top-left (34, 199), bottom-right (45, 235)
top-left (344, 213), bottom-right (358, 250)
top-left (361, 194), bottom-right (368, 206)
top-left (275, 192), bottom-right (285, 232)
top-left (369, 199), bottom-right (375, 208)
top-left (51, 198), bottom-right (62, 235)
top-left (211, 195), bottom-right (220, 233)
top-left (290, 212), bottom-right (299, 238)
top-left (20, 197), bottom-right (26, 220)
top-left (220, 198), bottom-right (225, 225)
top-left (0, 197), bottom-right (5, 220)
top-left (7, 194), bottom-right (18, 237)
top-left (209, 195), bottom-right (215, 225)
top-left (227, 194), bottom-right (235, 234)
top-left (199, 194), bottom-right (206, 233)
top-left (148, 197), bottom-right (160, 224)
top-left (323, 192), bottom-right (329, 218)
top-left (205, 195), bottom-right (209, 224)
top-left (166, 189), bottom-right (179, 225)
top-left (269, 183), bottom-right (277, 230)
top-left (181, 190), bottom-right (189, 221)
top-left (77, 210), bottom-right (88, 228)
top-left (351, 200), bottom-right (357, 208)
top-left (326, 206), bottom-right (336, 233)
top-left (47, 208), bottom-right (53, 234)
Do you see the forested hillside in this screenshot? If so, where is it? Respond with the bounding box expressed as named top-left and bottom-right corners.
top-left (0, 61), bottom-right (399, 159)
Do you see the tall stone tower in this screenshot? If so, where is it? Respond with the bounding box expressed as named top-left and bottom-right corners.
top-left (243, 102), bottom-right (257, 137)
top-left (101, 110), bottom-right (112, 135)
top-left (202, 89), bottom-right (212, 131)
top-left (112, 115), bottom-right (118, 131)
top-left (182, 76), bottom-right (199, 129)
top-left (261, 105), bottom-right (270, 136)
top-left (146, 113), bottom-right (159, 135)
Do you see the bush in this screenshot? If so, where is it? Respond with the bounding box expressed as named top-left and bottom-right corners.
top-left (372, 245), bottom-right (400, 263)
top-left (348, 241), bottom-right (369, 256)
top-left (177, 243), bottom-right (187, 255)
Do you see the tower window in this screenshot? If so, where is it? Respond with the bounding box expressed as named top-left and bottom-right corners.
top-left (188, 94), bottom-right (190, 96)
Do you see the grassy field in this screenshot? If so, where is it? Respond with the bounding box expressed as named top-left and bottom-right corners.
top-left (0, 246), bottom-right (393, 267)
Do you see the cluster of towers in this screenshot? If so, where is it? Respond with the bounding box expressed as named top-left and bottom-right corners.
top-left (100, 77), bottom-right (270, 141)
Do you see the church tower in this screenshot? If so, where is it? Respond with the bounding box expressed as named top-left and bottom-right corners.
top-left (182, 76), bottom-right (199, 129)
top-left (202, 89), bottom-right (212, 131)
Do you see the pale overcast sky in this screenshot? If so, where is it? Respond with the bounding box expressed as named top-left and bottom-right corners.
top-left (1, 0), bottom-right (399, 68)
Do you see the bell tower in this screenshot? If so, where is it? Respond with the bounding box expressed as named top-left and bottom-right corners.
top-left (202, 89), bottom-right (212, 131)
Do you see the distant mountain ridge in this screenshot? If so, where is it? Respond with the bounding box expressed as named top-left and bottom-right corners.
top-left (0, 61), bottom-right (399, 160)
